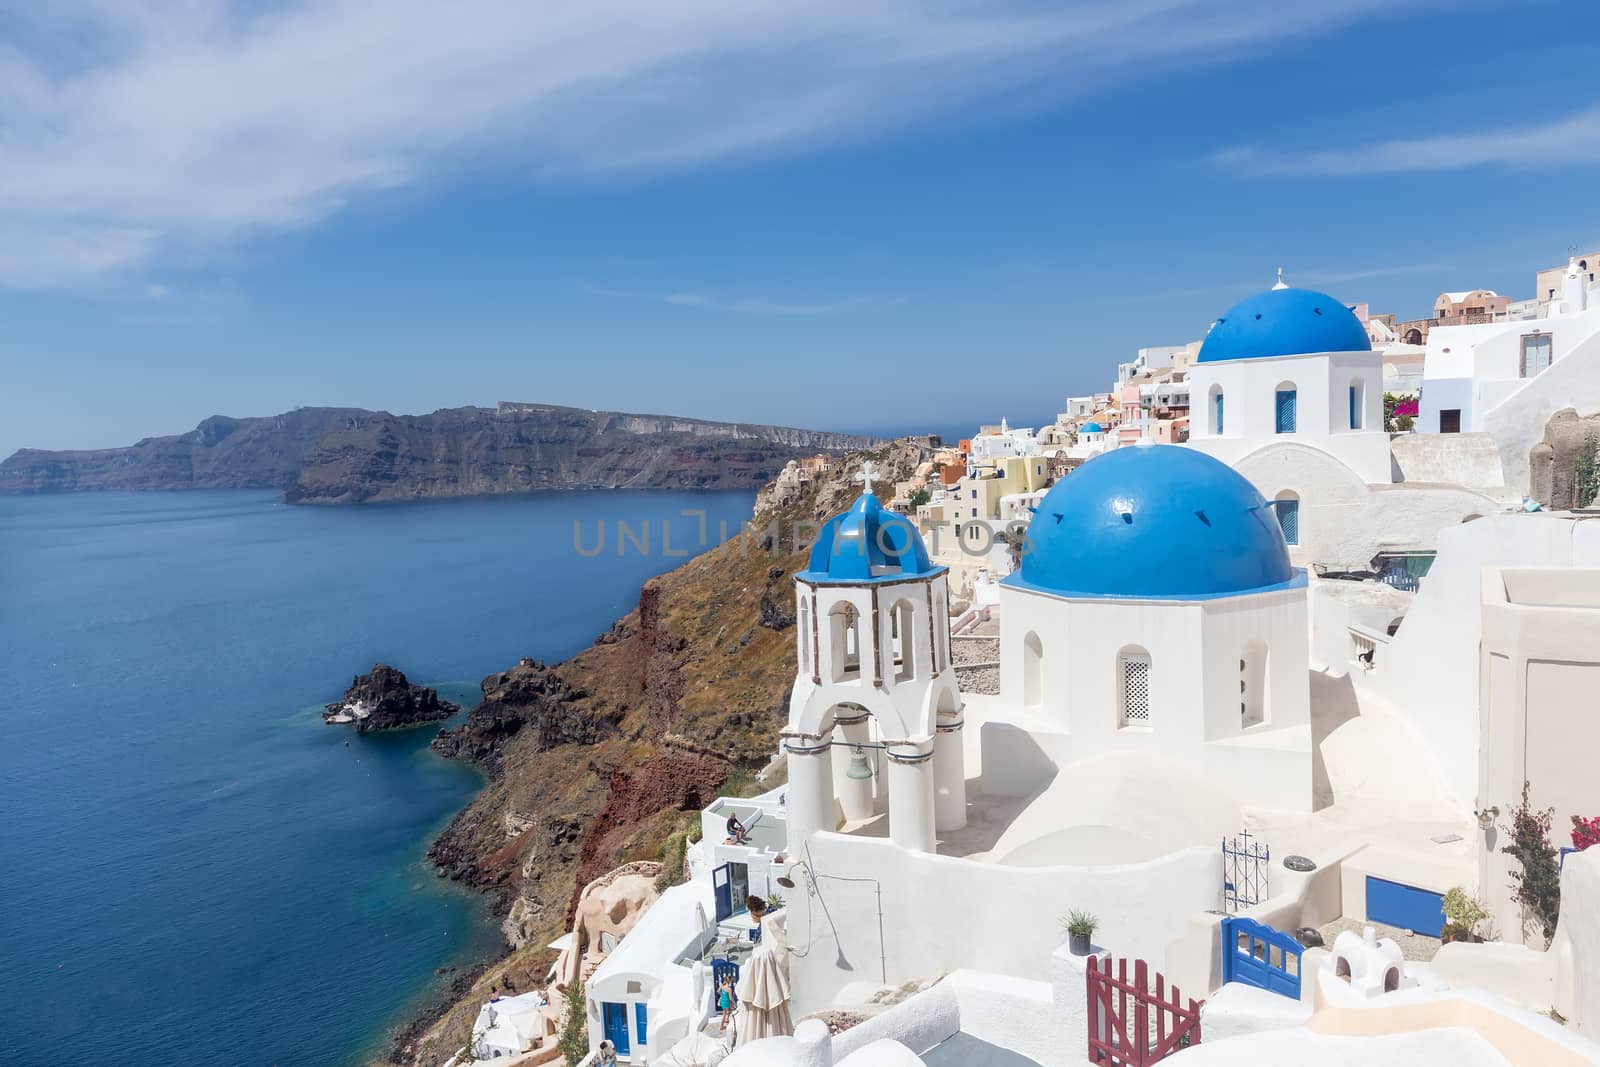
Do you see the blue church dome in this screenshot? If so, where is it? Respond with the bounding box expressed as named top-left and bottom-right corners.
top-left (799, 493), bottom-right (940, 583)
top-left (1005, 445), bottom-right (1299, 600)
top-left (1080, 421), bottom-right (1104, 434)
top-left (1198, 287), bottom-right (1371, 363)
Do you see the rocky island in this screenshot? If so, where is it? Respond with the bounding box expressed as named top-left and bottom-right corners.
top-left (0, 402), bottom-right (876, 502)
top-left (323, 664), bottom-right (460, 732)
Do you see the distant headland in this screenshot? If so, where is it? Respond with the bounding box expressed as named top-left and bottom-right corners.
top-left (0, 402), bottom-right (878, 504)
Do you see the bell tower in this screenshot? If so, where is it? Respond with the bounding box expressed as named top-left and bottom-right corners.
top-left (785, 463), bottom-right (964, 856)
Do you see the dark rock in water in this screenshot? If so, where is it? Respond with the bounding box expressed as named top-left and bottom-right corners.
top-left (323, 664), bottom-right (459, 732)
top-left (429, 657), bottom-right (616, 776)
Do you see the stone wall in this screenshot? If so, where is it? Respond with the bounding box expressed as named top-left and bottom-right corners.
top-left (1530, 408), bottom-right (1600, 510)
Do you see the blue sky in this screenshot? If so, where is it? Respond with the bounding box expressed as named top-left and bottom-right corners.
top-left (2, 0), bottom-right (1599, 458)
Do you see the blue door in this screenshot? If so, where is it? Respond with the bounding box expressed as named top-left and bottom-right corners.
top-left (1366, 877), bottom-right (1445, 937)
top-left (713, 863), bottom-right (733, 922)
top-left (602, 1001), bottom-right (631, 1056)
top-left (635, 1002), bottom-right (648, 1048)
top-left (1277, 498), bottom-right (1299, 545)
top-left (1275, 389), bottom-right (1297, 433)
top-left (712, 862), bottom-right (749, 922)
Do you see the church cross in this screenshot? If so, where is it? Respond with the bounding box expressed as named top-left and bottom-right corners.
top-left (858, 460), bottom-right (879, 496)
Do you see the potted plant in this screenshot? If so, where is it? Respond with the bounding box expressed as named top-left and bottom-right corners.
top-left (1440, 886), bottom-right (1489, 944)
top-left (1061, 910), bottom-right (1098, 956)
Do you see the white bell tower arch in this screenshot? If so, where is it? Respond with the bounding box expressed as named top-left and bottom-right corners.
top-left (784, 472), bottom-right (964, 856)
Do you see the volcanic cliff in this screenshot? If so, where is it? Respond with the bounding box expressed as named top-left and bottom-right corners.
top-left (388, 438), bottom-right (932, 1065)
top-left (0, 402), bottom-right (876, 502)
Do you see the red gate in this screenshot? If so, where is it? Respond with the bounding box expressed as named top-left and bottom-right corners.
top-left (1086, 955), bottom-right (1202, 1065)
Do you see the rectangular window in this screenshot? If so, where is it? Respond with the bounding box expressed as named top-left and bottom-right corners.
top-left (1349, 385), bottom-right (1361, 429)
top-left (1275, 389), bottom-right (1297, 434)
top-left (970, 489), bottom-right (977, 500)
top-left (1521, 334), bottom-right (1552, 378)
top-left (636, 1002), bottom-right (649, 1046)
top-left (1277, 499), bottom-right (1299, 546)
top-left (1214, 392), bottom-right (1225, 434)
top-left (1440, 409), bottom-right (1461, 434)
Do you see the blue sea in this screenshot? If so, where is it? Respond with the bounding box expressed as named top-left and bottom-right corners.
top-left (0, 488), bottom-right (756, 1067)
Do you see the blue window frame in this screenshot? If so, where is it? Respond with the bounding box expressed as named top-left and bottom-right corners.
top-left (1214, 391), bottom-right (1224, 434)
top-left (1348, 385), bottom-right (1360, 429)
top-left (1277, 498), bottom-right (1299, 545)
top-left (635, 1002), bottom-right (648, 1046)
top-left (1275, 389), bottom-right (1297, 433)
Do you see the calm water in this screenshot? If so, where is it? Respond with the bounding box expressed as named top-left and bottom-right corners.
top-left (0, 488), bottom-right (755, 1067)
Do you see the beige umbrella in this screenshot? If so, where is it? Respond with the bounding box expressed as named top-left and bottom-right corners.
top-left (734, 940), bottom-right (793, 1045)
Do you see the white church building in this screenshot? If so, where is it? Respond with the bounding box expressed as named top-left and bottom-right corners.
top-left (1185, 279), bottom-right (1508, 571)
top-left (996, 443), bottom-right (1313, 814)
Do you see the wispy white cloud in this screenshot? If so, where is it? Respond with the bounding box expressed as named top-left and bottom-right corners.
top-left (584, 284), bottom-right (880, 316)
top-left (662, 291), bottom-right (878, 317)
top-left (1216, 105), bottom-right (1600, 177)
top-left (1296, 262), bottom-right (1447, 285)
top-left (0, 0), bottom-right (1418, 290)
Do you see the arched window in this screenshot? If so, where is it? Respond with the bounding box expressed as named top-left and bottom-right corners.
top-left (1022, 631), bottom-right (1043, 707)
top-left (1274, 490), bottom-right (1300, 546)
top-left (1240, 640), bottom-right (1268, 728)
top-left (1209, 385), bottom-right (1225, 435)
top-left (1348, 377), bottom-right (1365, 429)
top-left (1335, 957), bottom-right (1352, 983)
top-left (892, 599), bottom-right (917, 683)
top-left (828, 603), bottom-right (861, 683)
top-left (1383, 966), bottom-right (1401, 993)
top-left (1274, 384), bottom-right (1298, 434)
top-left (1117, 646), bottom-right (1151, 729)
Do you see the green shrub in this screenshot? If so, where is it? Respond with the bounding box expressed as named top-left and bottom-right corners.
top-left (1577, 432), bottom-right (1599, 508)
top-left (1061, 910), bottom-right (1098, 938)
top-left (655, 828), bottom-right (690, 894)
top-left (557, 980), bottom-right (589, 1066)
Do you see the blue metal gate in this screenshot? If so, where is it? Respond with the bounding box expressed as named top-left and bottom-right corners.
top-left (711, 957), bottom-right (740, 993)
top-left (1222, 830), bottom-right (1269, 913)
top-left (602, 1001), bottom-right (631, 1055)
top-left (1221, 916), bottom-right (1302, 999)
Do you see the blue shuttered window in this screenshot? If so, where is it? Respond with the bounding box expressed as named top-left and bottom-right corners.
top-left (636, 1002), bottom-right (649, 1046)
top-left (1275, 389), bottom-right (1297, 433)
top-left (1278, 499), bottom-right (1299, 545)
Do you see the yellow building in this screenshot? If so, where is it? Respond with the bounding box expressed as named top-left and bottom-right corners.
top-left (950, 454), bottom-right (1050, 522)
